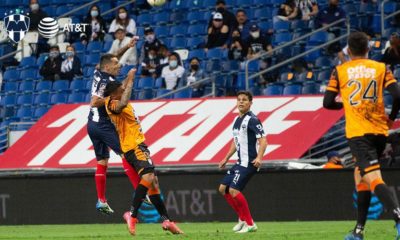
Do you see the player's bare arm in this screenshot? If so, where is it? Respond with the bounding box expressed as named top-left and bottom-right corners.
top-left (90, 95), bottom-right (105, 108)
top-left (113, 69), bottom-right (137, 113)
top-left (219, 141), bottom-right (236, 169)
top-left (385, 82), bottom-right (400, 128)
top-left (252, 137), bottom-right (267, 168)
top-left (116, 38), bottom-right (137, 60)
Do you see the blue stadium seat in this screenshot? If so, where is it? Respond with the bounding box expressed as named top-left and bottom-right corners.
top-left (2, 95), bottom-right (16, 106)
top-left (343, 4), bottom-right (357, 16)
top-left (52, 80), bottom-right (70, 92)
top-left (19, 56), bottom-right (37, 68)
top-left (358, 2), bottom-right (375, 15)
top-left (16, 107), bottom-right (33, 120)
top-left (56, 5), bottom-right (71, 16)
top-left (50, 93), bottom-right (68, 104)
top-left (155, 26), bottom-right (170, 38)
top-left (84, 54), bottom-right (100, 66)
top-left (138, 77), bottom-right (154, 89)
top-left (70, 79), bottom-right (87, 93)
top-left (315, 57), bottom-right (333, 70)
top-left (102, 41), bottom-right (113, 52)
top-left (304, 46), bottom-right (321, 62)
top-left (279, 72), bottom-right (295, 82)
top-left (86, 41), bottom-right (103, 53)
top-left (259, 21), bottom-right (273, 32)
top-left (67, 93), bottom-right (85, 103)
top-left (137, 89), bottom-right (154, 100)
top-left (33, 107), bottom-right (49, 119)
top-left (170, 37), bottom-right (187, 49)
top-left (283, 84), bottom-right (303, 95)
top-left (3, 82), bottom-right (18, 93)
top-left (154, 77), bottom-right (164, 89)
top-left (155, 89), bottom-right (172, 99)
top-left (382, 2), bottom-right (398, 14)
top-left (296, 71), bottom-right (315, 82)
top-left (3, 68), bottom-right (19, 82)
top-left (16, 94), bottom-right (33, 106)
top-left (86, 80), bottom-right (93, 90)
top-left (137, 14), bottom-right (153, 26)
top-left (302, 83), bottom-right (320, 94)
top-left (263, 84), bottom-right (283, 95)
top-left (187, 37), bottom-right (205, 49)
top-left (206, 48), bottom-right (226, 59)
top-left (33, 93), bottom-right (50, 106)
top-left (20, 69), bottom-right (37, 81)
top-left (36, 53), bottom-right (48, 67)
top-left (170, 25), bottom-right (188, 37)
top-left (318, 70), bottom-right (331, 82)
top-left (84, 66), bottom-right (96, 78)
top-left (273, 32), bottom-right (292, 46)
top-left (308, 31), bottom-right (330, 45)
top-left (206, 59), bottom-right (222, 72)
top-left (84, 93), bottom-right (91, 102)
top-left (189, 49), bottom-right (206, 59)
top-left (153, 12), bottom-right (170, 25)
top-left (273, 21), bottom-right (290, 33)
top-left (394, 68), bottom-right (400, 79)
top-left (187, 11), bottom-right (207, 24)
top-left (254, 8), bottom-right (272, 21)
top-left (188, 24), bottom-right (207, 36)
top-left (246, 61), bottom-right (259, 72)
top-left (18, 81), bottom-right (35, 93)
top-left (73, 42), bottom-right (85, 53)
top-left (35, 81), bottom-right (52, 92)
top-left (120, 65), bottom-right (135, 76)
top-left (290, 20), bottom-right (309, 32)
top-left (173, 88), bottom-right (192, 99)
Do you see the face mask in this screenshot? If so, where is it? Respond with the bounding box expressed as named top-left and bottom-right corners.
top-left (169, 60), bottom-right (178, 68)
top-left (217, 7), bottom-right (225, 13)
top-left (213, 21), bottom-right (223, 28)
top-left (145, 34), bottom-right (155, 43)
top-left (191, 64), bottom-right (199, 71)
top-left (250, 31), bottom-right (260, 38)
top-left (65, 51), bottom-right (74, 58)
top-left (49, 51), bottom-right (59, 59)
top-left (91, 10), bottom-right (98, 17)
top-left (30, 3), bottom-right (39, 11)
top-left (232, 36), bottom-right (241, 42)
top-left (119, 12), bottom-right (127, 19)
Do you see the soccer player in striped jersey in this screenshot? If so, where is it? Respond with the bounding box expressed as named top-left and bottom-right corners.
top-left (323, 32), bottom-right (400, 240)
top-left (103, 73), bottom-right (183, 236)
top-left (218, 91), bottom-right (267, 233)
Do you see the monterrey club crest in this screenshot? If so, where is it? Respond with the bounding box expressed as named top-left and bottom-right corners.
top-left (3, 10), bottom-right (30, 43)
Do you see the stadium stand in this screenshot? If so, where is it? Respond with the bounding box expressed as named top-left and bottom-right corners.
top-left (0, 0), bottom-right (399, 155)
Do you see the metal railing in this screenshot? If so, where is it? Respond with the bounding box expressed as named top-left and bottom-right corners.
top-left (381, 0), bottom-right (400, 37)
top-left (245, 18), bottom-right (350, 90)
top-left (58, 0), bottom-right (100, 19)
top-left (153, 75), bottom-right (216, 99)
top-left (0, 125), bottom-right (8, 153)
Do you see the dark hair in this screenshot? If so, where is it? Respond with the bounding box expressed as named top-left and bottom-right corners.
top-left (86, 4), bottom-right (101, 20)
top-left (348, 32), bottom-right (369, 56)
top-left (104, 81), bottom-right (122, 97)
top-left (236, 9), bottom-right (246, 15)
top-left (100, 53), bottom-right (117, 70)
top-left (169, 52), bottom-right (182, 66)
top-left (237, 90), bottom-right (253, 102)
top-left (190, 57), bottom-right (200, 63)
top-left (49, 45), bottom-right (59, 50)
top-left (116, 7), bottom-right (130, 26)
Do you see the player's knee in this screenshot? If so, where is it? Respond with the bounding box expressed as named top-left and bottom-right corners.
top-left (229, 188), bottom-right (240, 197)
top-left (142, 172), bottom-right (155, 184)
top-left (218, 185), bottom-right (226, 195)
top-left (98, 159), bottom-right (108, 166)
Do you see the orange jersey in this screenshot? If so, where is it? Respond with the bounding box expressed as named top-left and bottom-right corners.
top-left (323, 162), bottom-right (344, 169)
top-left (104, 97), bottom-right (145, 153)
top-left (327, 59), bottom-right (397, 138)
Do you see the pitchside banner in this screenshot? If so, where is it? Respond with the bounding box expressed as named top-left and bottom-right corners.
top-left (0, 96), bottom-right (343, 169)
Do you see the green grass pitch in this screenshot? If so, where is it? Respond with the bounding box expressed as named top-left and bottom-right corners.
top-left (0, 221), bottom-right (397, 240)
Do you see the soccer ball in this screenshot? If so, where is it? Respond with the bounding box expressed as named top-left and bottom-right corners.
top-left (147, 0), bottom-right (166, 7)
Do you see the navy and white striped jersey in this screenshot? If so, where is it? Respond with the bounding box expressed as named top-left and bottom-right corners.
top-left (232, 111), bottom-right (266, 169)
top-left (88, 69), bottom-right (116, 122)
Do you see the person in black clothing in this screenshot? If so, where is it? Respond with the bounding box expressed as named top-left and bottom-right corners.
top-left (60, 45), bottom-right (82, 81)
top-left (205, 13), bottom-right (229, 51)
top-left (140, 26), bottom-right (163, 63)
top-left (39, 45), bottom-right (62, 81)
top-left (29, 0), bottom-right (47, 31)
top-left (228, 29), bottom-right (247, 61)
top-left (141, 47), bottom-right (161, 78)
top-left (80, 5), bottom-right (107, 44)
top-left (208, 0), bottom-right (238, 31)
top-left (381, 32), bottom-right (400, 71)
top-left (246, 24), bottom-right (272, 59)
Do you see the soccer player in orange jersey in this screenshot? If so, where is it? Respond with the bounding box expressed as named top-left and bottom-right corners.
top-left (103, 71), bottom-right (183, 236)
top-left (323, 32), bottom-right (400, 240)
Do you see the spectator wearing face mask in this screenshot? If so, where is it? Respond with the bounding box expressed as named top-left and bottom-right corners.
top-left (381, 32), bottom-right (400, 71)
top-left (208, 0), bottom-right (238, 31)
top-left (60, 45), bottom-right (82, 81)
top-left (185, 57), bottom-right (206, 97)
top-left (29, 0), bottom-right (47, 31)
top-left (40, 45), bottom-right (62, 81)
top-left (205, 13), bottom-right (229, 51)
top-left (161, 52), bottom-right (185, 90)
top-left (236, 9), bottom-right (251, 41)
top-left (277, 0), bottom-right (298, 21)
top-left (80, 5), bottom-right (107, 44)
top-left (141, 47), bottom-right (161, 78)
top-left (228, 29), bottom-right (247, 61)
top-left (246, 24), bottom-right (272, 59)
top-left (140, 26), bottom-right (163, 63)
top-left (108, 7), bottom-right (137, 36)
top-left (108, 28), bottom-right (138, 66)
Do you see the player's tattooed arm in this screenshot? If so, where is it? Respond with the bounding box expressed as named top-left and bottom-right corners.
top-left (114, 68), bottom-right (137, 113)
top-left (219, 141), bottom-right (236, 169)
top-left (90, 95), bottom-right (105, 107)
top-left (252, 137), bottom-right (267, 169)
